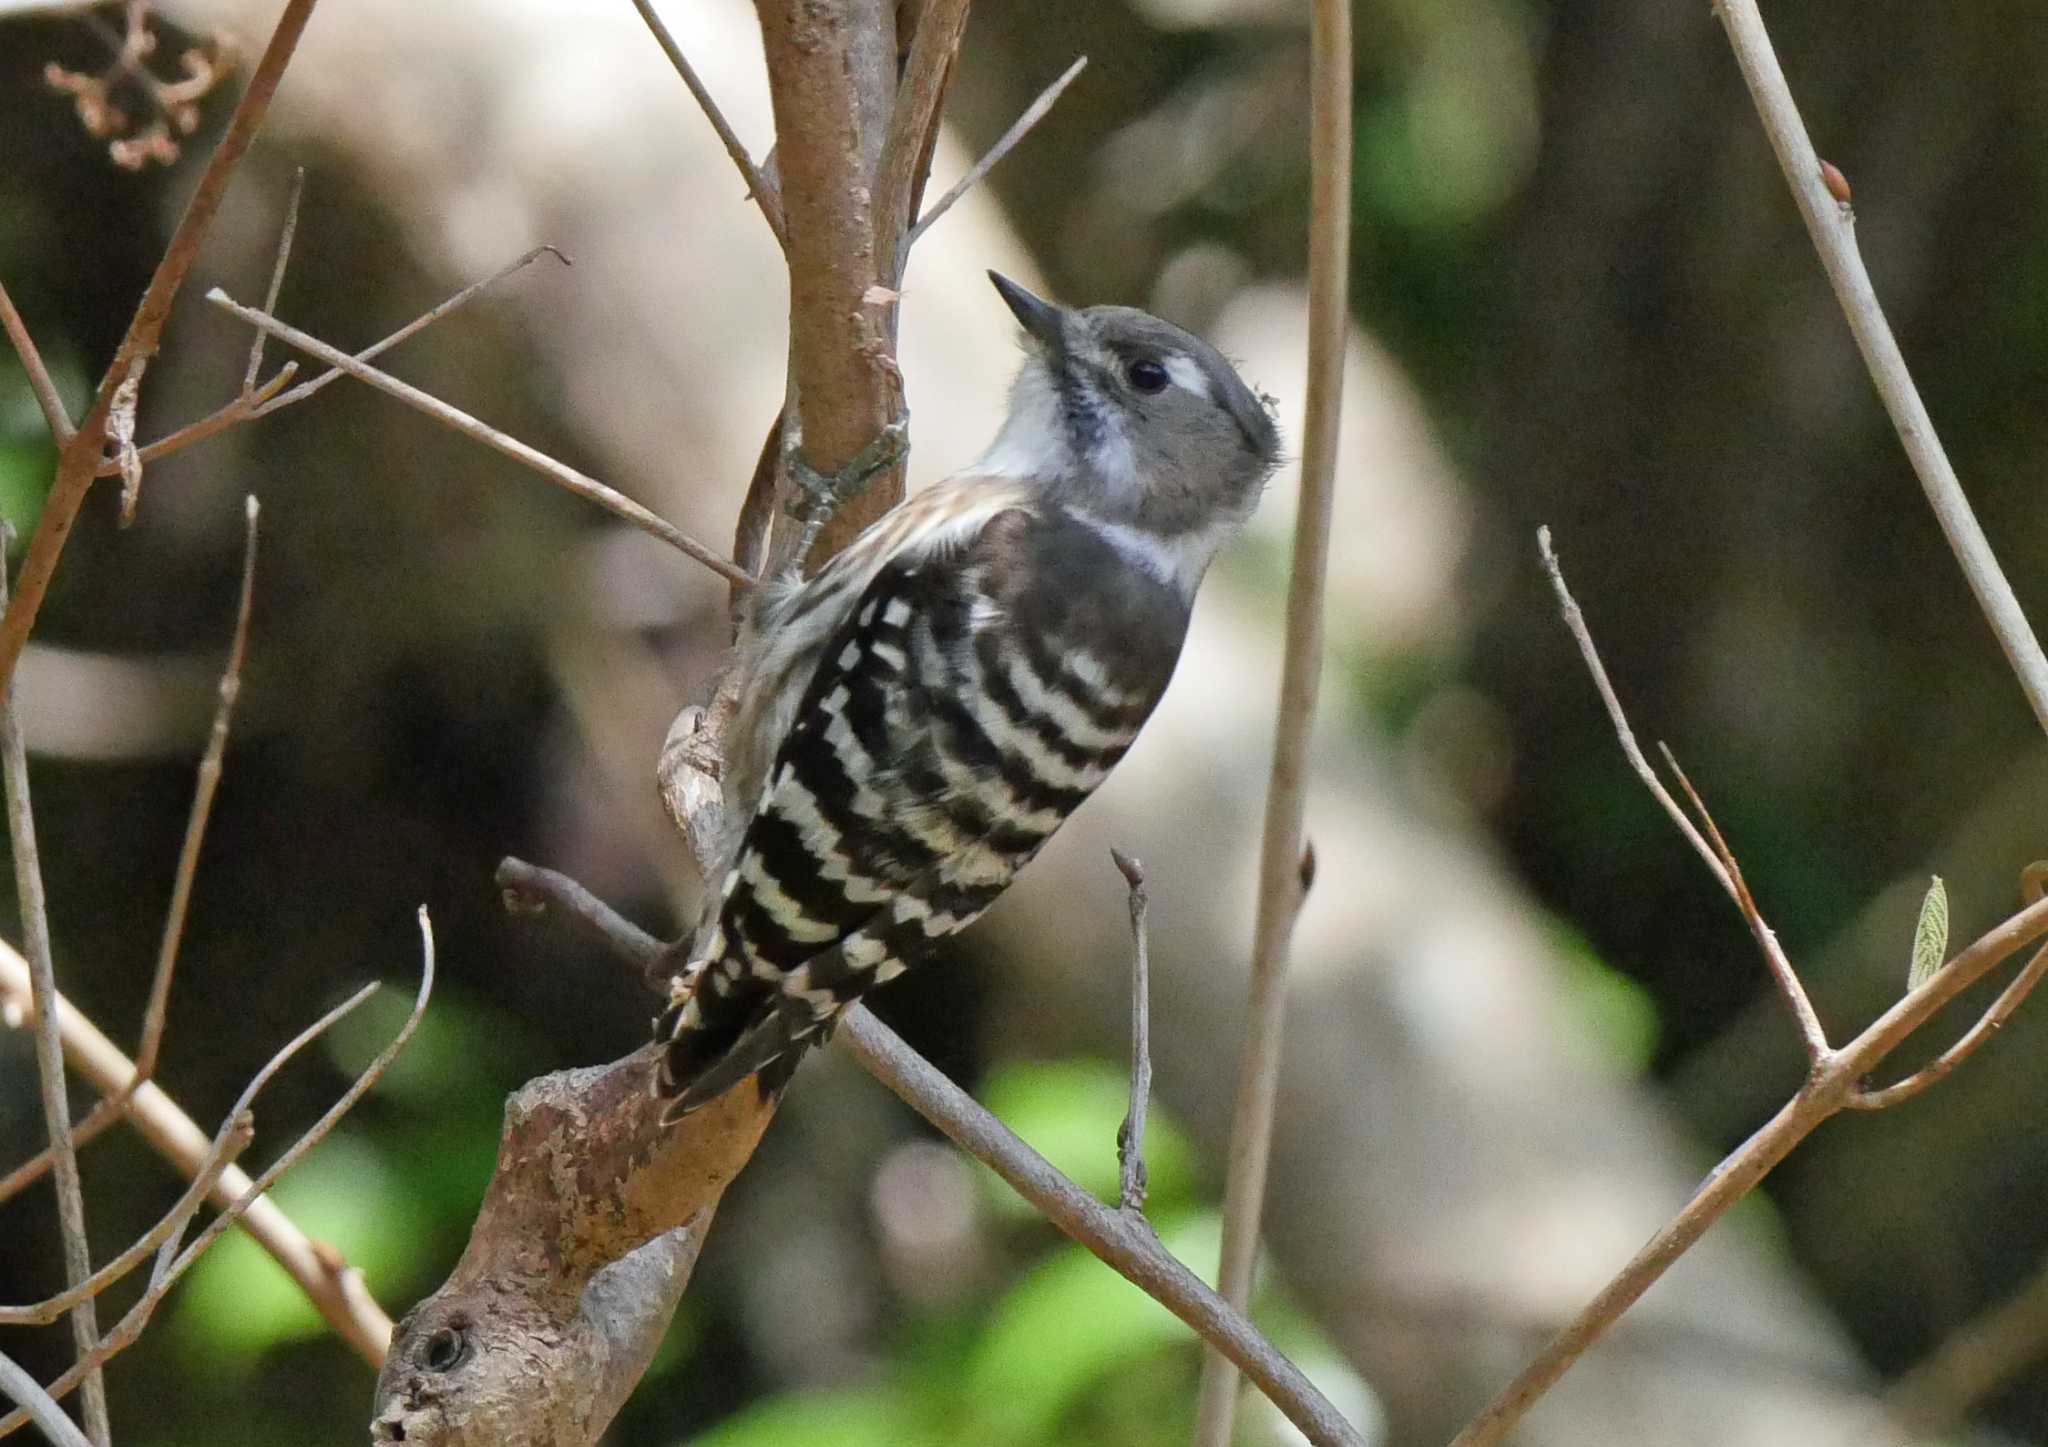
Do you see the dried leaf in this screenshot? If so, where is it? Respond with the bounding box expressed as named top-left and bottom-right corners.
top-left (1908, 875), bottom-right (1949, 991)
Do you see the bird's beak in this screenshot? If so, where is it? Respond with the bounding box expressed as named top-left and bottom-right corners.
top-left (988, 271), bottom-right (1063, 348)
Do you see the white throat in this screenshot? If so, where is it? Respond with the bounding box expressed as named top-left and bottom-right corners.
top-left (1076, 512), bottom-right (1236, 601)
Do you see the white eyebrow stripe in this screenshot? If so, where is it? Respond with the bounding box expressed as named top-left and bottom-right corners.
top-left (1163, 354), bottom-right (1210, 399)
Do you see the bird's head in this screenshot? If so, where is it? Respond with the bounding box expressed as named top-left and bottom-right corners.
top-left (975, 272), bottom-right (1281, 594)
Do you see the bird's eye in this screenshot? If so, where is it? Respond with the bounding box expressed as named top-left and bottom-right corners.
top-left (423, 1325), bottom-right (468, 1373)
top-left (1125, 357), bottom-right (1170, 394)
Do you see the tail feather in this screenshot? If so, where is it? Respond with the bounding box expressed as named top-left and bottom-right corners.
top-left (661, 999), bottom-right (825, 1121)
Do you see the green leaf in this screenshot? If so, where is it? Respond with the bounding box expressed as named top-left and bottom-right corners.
top-left (961, 1213), bottom-right (1220, 1444)
top-left (1908, 875), bottom-right (1949, 991)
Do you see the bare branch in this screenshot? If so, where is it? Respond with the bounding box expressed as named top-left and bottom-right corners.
top-left (137, 494), bottom-right (259, 1077)
top-left (1451, 888), bottom-right (2048, 1445)
top-left (628, 0), bottom-right (786, 247)
top-left (0, 550), bottom-right (110, 1445)
top-left (0, 0), bottom-right (322, 691)
top-left (873, 0), bottom-right (970, 284)
top-left (1847, 939), bottom-right (2048, 1110)
top-left (205, 289), bottom-right (754, 588)
top-left (1714, 0), bottom-right (2048, 735)
top-left (0, 941), bottom-right (396, 1364)
top-left (0, 280), bottom-right (74, 443)
top-left (0, 915), bottom-right (431, 1435)
top-left (906, 55), bottom-right (1086, 251)
top-left (243, 166), bottom-right (304, 394)
top-left (1538, 527), bottom-right (1831, 1060)
top-left (755, 0), bottom-right (904, 563)
top-left (496, 856), bottom-right (663, 974)
top-left (837, 1008), bottom-right (1366, 1447)
top-left (1194, 0), bottom-right (1351, 1438)
top-left (1109, 846), bottom-right (1152, 1215)
top-left (0, 1115), bottom-right (251, 1325)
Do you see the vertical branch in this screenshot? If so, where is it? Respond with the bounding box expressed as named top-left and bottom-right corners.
top-left (1191, 0), bottom-right (1351, 1439)
top-left (1110, 847), bottom-right (1152, 1214)
top-left (0, 562), bottom-right (110, 1446)
top-left (0, 0), bottom-right (321, 691)
top-left (754, 0), bottom-right (906, 569)
top-left (1714, 0), bottom-right (2048, 735)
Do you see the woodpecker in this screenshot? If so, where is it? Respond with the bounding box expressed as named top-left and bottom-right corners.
top-left (656, 272), bottom-right (1280, 1117)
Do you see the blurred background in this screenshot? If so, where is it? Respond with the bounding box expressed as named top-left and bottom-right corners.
top-left (1, 0), bottom-right (2046, 1443)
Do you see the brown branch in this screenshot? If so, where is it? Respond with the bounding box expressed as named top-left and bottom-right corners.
top-left (755, 0), bottom-right (903, 565)
top-left (0, 939), bottom-right (396, 1365)
top-left (1110, 846), bottom-right (1152, 1215)
top-left (872, 0), bottom-right (970, 285)
top-left (628, 0), bottom-right (786, 247)
top-left (906, 55), bottom-right (1086, 251)
top-left (112, 244), bottom-right (569, 477)
top-left (0, 552), bottom-right (110, 1445)
top-left (0, 280), bottom-right (73, 444)
top-left (1, 912), bottom-right (432, 1437)
top-left (1713, 0), bottom-right (2048, 735)
top-left (1538, 527), bottom-right (1830, 1061)
top-left (0, 0), bottom-right (321, 692)
top-left (1193, 0), bottom-right (1351, 1439)
top-left (205, 289), bottom-right (754, 588)
top-left (1449, 553), bottom-right (2048, 1444)
top-left (138, 493), bottom-right (258, 1076)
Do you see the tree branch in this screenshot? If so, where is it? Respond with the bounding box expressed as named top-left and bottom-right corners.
top-left (1193, 0), bottom-right (1350, 1439)
top-left (205, 289), bottom-right (753, 588)
top-left (906, 55), bottom-right (1086, 251)
top-left (628, 0), bottom-right (786, 247)
top-left (1, 550), bottom-right (110, 1446)
top-left (0, 279), bottom-right (73, 444)
top-left (1714, 0), bottom-right (2048, 736)
top-left (0, 940), bottom-right (396, 1364)
top-left (0, 911), bottom-right (432, 1436)
top-left (0, 0), bottom-right (321, 691)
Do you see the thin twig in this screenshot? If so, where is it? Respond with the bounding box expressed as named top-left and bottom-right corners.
top-left (0, 912), bottom-right (431, 1435)
top-left (0, 553), bottom-right (110, 1445)
top-left (1713, 0), bottom-right (2048, 736)
top-left (1110, 846), bottom-right (1152, 1215)
top-left (205, 289), bottom-right (754, 588)
top-left (1847, 940), bottom-right (2048, 1110)
top-left (0, 280), bottom-right (73, 444)
top-left (0, 1354), bottom-right (91, 1447)
top-left (906, 55), bottom-right (1086, 250)
top-left (0, 1115), bottom-right (253, 1325)
top-left (1657, 739), bottom-right (1828, 1066)
top-left (838, 1008), bottom-right (1366, 1447)
top-left (1192, 0), bottom-right (1351, 1439)
top-left (109, 244), bottom-right (570, 478)
top-left (0, 941), bottom-right (395, 1364)
top-left (137, 494), bottom-right (259, 1077)
top-left (0, 0), bottom-right (321, 692)
top-left (243, 166), bottom-right (304, 394)
top-left (0, 1097), bottom-right (123, 1204)
top-left (872, 0), bottom-right (970, 285)
top-left (1538, 527), bottom-right (1831, 1061)
top-left (628, 0), bottom-right (785, 247)
top-left (497, 856), bottom-right (662, 973)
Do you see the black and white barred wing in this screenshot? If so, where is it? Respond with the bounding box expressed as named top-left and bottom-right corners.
top-left (658, 495), bottom-right (1188, 1116)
